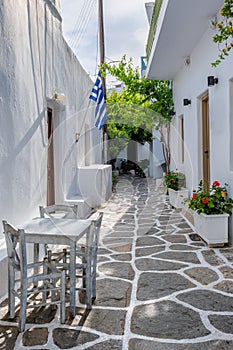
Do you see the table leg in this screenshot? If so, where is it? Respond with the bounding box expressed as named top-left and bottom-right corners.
top-left (33, 243), bottom-right (40, 286)
top-left (69, 242), bottom-right (76, 317)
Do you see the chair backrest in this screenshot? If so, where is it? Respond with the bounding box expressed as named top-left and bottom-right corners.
top-left (39, 204), bottom-right (79, 219)
top-left (2, 220), bottom-right (26, 271)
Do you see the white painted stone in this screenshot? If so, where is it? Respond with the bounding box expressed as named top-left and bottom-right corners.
top-left (0, 1), bottom-right (108, 298)
top-left (146, 2), bottom-right (233, 243)
top-left (168, 188), bottom-right (189, 209)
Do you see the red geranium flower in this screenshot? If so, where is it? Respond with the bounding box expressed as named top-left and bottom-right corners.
top-left (201, 196), bottom-right (209, 204)
top-left (187, 180), bottom-right (233, 215)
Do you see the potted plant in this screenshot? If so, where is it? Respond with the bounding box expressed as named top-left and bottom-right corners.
top-left (188, 180), bottom-right (233, 246)
top-left (164, 171), bottom-right (189, 209)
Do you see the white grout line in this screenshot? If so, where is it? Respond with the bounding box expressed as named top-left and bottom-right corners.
top-left (13, 178), bottom-right (233, 349)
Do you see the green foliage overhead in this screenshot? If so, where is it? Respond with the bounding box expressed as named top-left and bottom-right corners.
top-left (102, 55), bottom-right (174, 123)
top-left (102, 55), bottom-right (174, 139)
top-left (101, 55), bottom-right (174, 172)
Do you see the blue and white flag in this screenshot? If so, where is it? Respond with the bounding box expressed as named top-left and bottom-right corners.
top-left (89, 70), bottom-right (108, 130)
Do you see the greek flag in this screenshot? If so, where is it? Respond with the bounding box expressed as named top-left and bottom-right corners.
top-left (89, 71), bottom-right (108, 130)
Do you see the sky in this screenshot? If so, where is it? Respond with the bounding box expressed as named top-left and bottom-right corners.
top-left (60, 0), bottom-right (150, 83)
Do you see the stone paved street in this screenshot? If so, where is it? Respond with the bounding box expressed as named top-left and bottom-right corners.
top-left (1, 175), bottom-right (233, 349)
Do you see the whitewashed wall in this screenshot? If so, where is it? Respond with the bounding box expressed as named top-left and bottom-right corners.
top-left (0, 1), bottom-right (102, 234)
top-left (170, 9), bottom-right (233, 242)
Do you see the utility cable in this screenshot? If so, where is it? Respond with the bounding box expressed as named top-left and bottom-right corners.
top-left (72, 0), bottom-right (96, 53)
top-left (69, 0), bottom-right (96, 53)
top-left (68, 0), bottom-right (89, 47)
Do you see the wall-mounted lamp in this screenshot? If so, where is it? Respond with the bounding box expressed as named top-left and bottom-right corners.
top-left (170, 110), bottom-right (176, 116)
top-left (75, 133), bottom-right (80, 143)
top-left (183, 99), bottom-right (191, 106)
top-left (207, 76), bottom-right (218, 86)
top-left (54, 92), bottom-right (65, 101)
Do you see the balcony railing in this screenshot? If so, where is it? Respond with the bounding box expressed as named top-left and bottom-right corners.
top-left (146, 0), bottom-right (163, 59)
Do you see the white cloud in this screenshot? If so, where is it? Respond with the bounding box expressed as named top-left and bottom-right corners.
top-left (105, 0), bottom-right (144, 19)
top-left (134, 27), bottom-right (149, 47)
top-left (60, 0), bottom-right (149, 75)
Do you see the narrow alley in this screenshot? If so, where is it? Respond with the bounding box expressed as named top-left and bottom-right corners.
top-left (1, 175), bottom-right (233, 349)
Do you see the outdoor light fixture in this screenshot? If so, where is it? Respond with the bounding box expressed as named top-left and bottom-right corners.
top-left (207, 76), bottom-right (218, 86)
top-left (54, 92), bottom-right (65, 101)
top-left (170, 110), bottom-right (176, 116)
top-left (183, 99), bottom-right (191, 106)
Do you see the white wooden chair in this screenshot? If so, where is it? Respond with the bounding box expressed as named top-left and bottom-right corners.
top-left (39, 204), bottom-right (79, 219)
top-left (48, 212), bottom-right (103, 309)
top-left (39, 204), bottom-right (79, 256)
top-left (2, 220), bottom-right (66, 332)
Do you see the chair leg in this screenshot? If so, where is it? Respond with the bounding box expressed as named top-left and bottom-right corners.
top-left (44, 243), bottom-right (48, 256)
top-left (42, 260), bottom-right (49, 303)
top-left (19, 284), bottom-right (27, 332)
top-left (47, 250), bottom-right (52, 266)
top-left (62, 248), bottom-right (67, 264)
top-left (60, 270), bottom-right (66, 323)
top-left (92, 247), bottom-right (98, 299)
top-left (51, 277), bottom-right (57, 310)
top-left (81, 246), bottom-right (86, 288)
top-left (8, 265), bottom-right (15, 318)
top-left (85, 250), bottom-right (92, 309)
top-left (33, 243), bottom-right (40, 287)
top-left (47, 253), bottom-right (56, 309)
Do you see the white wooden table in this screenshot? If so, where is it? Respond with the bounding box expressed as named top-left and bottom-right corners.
top-left (20, 217), bottom-right (91, 317)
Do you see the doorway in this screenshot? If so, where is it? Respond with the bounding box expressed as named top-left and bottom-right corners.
top-left (47, 108), bottom-right (55, 205)
top-left (202, 94), bottom-right (210, 189)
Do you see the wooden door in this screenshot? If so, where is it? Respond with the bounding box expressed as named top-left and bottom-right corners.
top-left (202, 95), bottom-right (210, 190)
top-left (180, 115), bottom-right (184, 164)
top-left (47, 108), bottom-right (55, 206)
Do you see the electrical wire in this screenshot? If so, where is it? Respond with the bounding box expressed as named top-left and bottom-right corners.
top-left (68, 0), bottom-right (97, 53)
top-left (95, 27), bottom-right (100, 75)
top-left (72, 0), bottom-right (96, 53)
top-left (68, 0), bottom-right (88, 47)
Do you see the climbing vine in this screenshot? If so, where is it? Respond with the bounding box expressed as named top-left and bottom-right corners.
top-left (212, 0), bottom-right (233, 67)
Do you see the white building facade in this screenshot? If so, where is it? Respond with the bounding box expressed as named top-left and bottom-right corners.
top-left (0, 0), bottom-right (111, 297)
top-left (146, 0), bottom-right (233, 242)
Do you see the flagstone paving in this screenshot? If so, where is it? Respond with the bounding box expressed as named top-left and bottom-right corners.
top-left (0, 175), bottom-right (233, 349)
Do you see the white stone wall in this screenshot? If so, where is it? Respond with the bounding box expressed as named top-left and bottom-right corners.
top-left (0, 0), bottom-right (102, 231)
top-left (170, 8), bottom-right (233, 242)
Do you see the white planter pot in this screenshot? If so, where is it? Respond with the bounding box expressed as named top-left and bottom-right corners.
top-left (193, 211), bottom-right (229, 247)
top-left (168, 188), bottom-right (189, 209)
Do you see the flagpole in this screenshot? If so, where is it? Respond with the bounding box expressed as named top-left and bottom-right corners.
top-left (98, 0), bottom-right (108, 164)
top-left (98, 0), bottom-right (106, 99)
